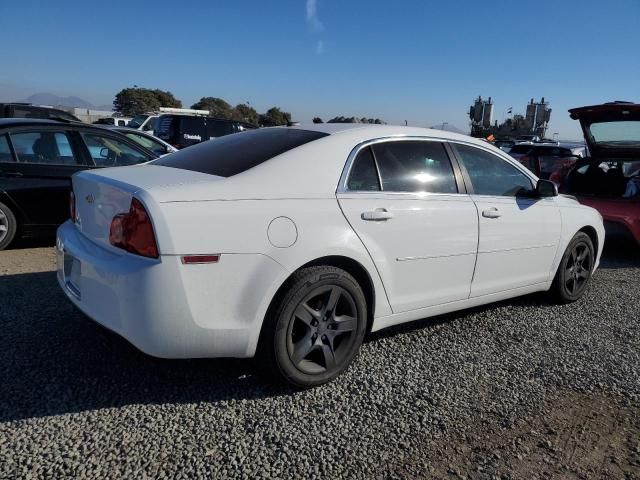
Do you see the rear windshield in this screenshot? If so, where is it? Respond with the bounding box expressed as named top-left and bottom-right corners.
top-left (589, 121), bottom-right (640, 145)
top-left (509, 145), bottom-right (532, 154)
top-left (152, 128), bottom-right (328, 177)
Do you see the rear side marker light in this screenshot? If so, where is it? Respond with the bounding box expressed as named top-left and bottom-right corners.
top-left (181, 255), bottom-right (220, 264)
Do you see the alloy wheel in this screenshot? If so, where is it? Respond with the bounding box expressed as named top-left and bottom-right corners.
top-left (286, 285), bottom-right (359, 375)
top-left (0, 209), bottom-right (8, 244)
top-left (564, 242), bottom-right (593, 295)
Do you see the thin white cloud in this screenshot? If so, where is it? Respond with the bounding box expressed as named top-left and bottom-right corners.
top-left (316, 40), bottom-right (325, 55)
top-left (306, 0), bottom-right (323, 32)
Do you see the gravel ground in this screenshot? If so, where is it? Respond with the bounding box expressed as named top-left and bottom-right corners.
top-left (0, 240), bottom-right (639, 479)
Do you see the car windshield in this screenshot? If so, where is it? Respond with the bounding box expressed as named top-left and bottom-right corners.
top-left (589, 121), bottom-right (640, 145)
top-left (128, 114), bottom-right (149, 129)
top-left (125, 132), bottom-right (166, 155)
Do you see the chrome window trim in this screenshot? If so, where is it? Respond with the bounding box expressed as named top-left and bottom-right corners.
top-left (337, 135), bottom-right (465, 195)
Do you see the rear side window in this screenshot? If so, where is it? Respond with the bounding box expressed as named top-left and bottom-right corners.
top-left (0, 135), bottom-right (13, 162)
top-left (153, 128), bottom-right (328, 177)
top-left (10, 131), bottom-right (78, 165)
top-left (372, 141), bottom-right (458, 193)
top-left (347, 147), bottom-right (380, 191)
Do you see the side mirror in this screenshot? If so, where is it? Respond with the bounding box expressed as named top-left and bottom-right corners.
top-left (536, 179), bottom-right (558, 198)
top-left (99, 147), bottom-right (110, 158)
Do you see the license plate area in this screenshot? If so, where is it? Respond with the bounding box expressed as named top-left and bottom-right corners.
top-left (63, 253), bottom-right (82, 300)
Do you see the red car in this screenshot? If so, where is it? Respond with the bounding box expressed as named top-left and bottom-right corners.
top-left (561, 102), bottom-right (640, 245)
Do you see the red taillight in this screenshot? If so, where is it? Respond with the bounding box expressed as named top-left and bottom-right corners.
top-left (69, 191), bottom-right (76, 221)
top-left (109, 198), bottom-right (159, 258)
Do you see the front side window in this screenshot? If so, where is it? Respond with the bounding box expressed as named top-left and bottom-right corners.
top-left (455, 144), bottom-right (534, 196)
top-left (10, 131), bottom-right (78, 165)
top-left (347, 147), bottom-right (380, 191)
top-left (0, 135), bottom-right (14, 162)
top-left (371, 141), bottom-right (457, 193)
top-left (81, 133), bottom-right (151, 166)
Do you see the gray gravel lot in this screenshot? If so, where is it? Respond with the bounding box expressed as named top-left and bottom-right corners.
top-left (0, 240), bottom-right (639, 479)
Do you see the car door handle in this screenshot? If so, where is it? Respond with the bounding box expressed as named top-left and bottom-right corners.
top-left (361, 208), bottom-right (394, 221)
top-left (482, 207), bottom-right (501, 219)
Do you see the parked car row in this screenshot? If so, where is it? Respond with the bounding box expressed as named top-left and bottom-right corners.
top-left (0, 106), bottom-right (262, 249)
top-left (509, 143), bottom-right (587, 183)
top-left (561, 102), bottom-right (640, 245)
top-left (508, 101), bottom-right (640, 245)
top-left (0, 119), bottom-right (158, 249)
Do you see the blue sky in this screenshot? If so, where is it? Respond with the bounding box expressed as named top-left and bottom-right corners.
top-left (1, 0), bottom-right (638, 138)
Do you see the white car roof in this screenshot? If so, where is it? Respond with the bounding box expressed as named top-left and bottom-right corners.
top-left (143, 124), bottom-right (517, 202)
top-left (289, 123), bottom-right (477, 144)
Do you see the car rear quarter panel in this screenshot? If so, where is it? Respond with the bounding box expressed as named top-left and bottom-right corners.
top-left (146, 196), bottom-right (393, 355)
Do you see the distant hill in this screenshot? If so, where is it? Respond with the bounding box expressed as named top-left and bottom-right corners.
top-left (429, 123), bottom-right (467, 135)
top-left (18, 93), bottom-right (112, 111)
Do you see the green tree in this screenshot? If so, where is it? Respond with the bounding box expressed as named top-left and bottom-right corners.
top-left (113, 87), bottom-right (181, 116)
top-left (190, 97), bottom-right (234, 119)
top-left (260, 107), bottom-right (291, 126)
top-left (235, 104), bottom-right (259, 125)
top-left (327, 115), bottom-right (384, 124)
top-left (312, 117), bottom-right (324, 124)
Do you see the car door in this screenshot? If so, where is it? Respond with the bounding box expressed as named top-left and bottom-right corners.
top-left (337, 139), bottom-right (478, 314)
top-left (2, 128), bottom-right (88, 227)
top-left (451, 142), bottom-right (561, 297)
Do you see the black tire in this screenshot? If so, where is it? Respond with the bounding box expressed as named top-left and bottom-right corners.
top-left (261, 266), bottom-right (367, 388)
top-left (0, 201), bottom-right (17, 251)
top-left (551, 232), bottom-right (595, 303)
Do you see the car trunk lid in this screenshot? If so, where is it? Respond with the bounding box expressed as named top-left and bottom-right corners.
top-left (71, 164), bottom-right (222, 250)
top-left (569, 102), bottom-right (640, 158)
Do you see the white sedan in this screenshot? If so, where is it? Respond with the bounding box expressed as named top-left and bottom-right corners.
top-left (56, 124), bottom-right (604, 387)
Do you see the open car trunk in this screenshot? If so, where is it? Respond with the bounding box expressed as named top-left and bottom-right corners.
top-left (563, 158), bottom-right (640, 199)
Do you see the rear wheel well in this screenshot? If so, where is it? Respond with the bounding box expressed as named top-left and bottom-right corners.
top-left (578, 225), bottom-right (598, 255)
top-left (261, 256), bottom-right (376, 345)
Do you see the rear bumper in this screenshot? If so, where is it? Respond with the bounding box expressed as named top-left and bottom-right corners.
top-left (56, 221), bottom-right (287, 358)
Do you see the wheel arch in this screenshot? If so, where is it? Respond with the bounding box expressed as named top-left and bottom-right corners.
top-left (578, 225), bottom-right (599, 255)
top-left (256, 255), bottom-right (378, 355)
